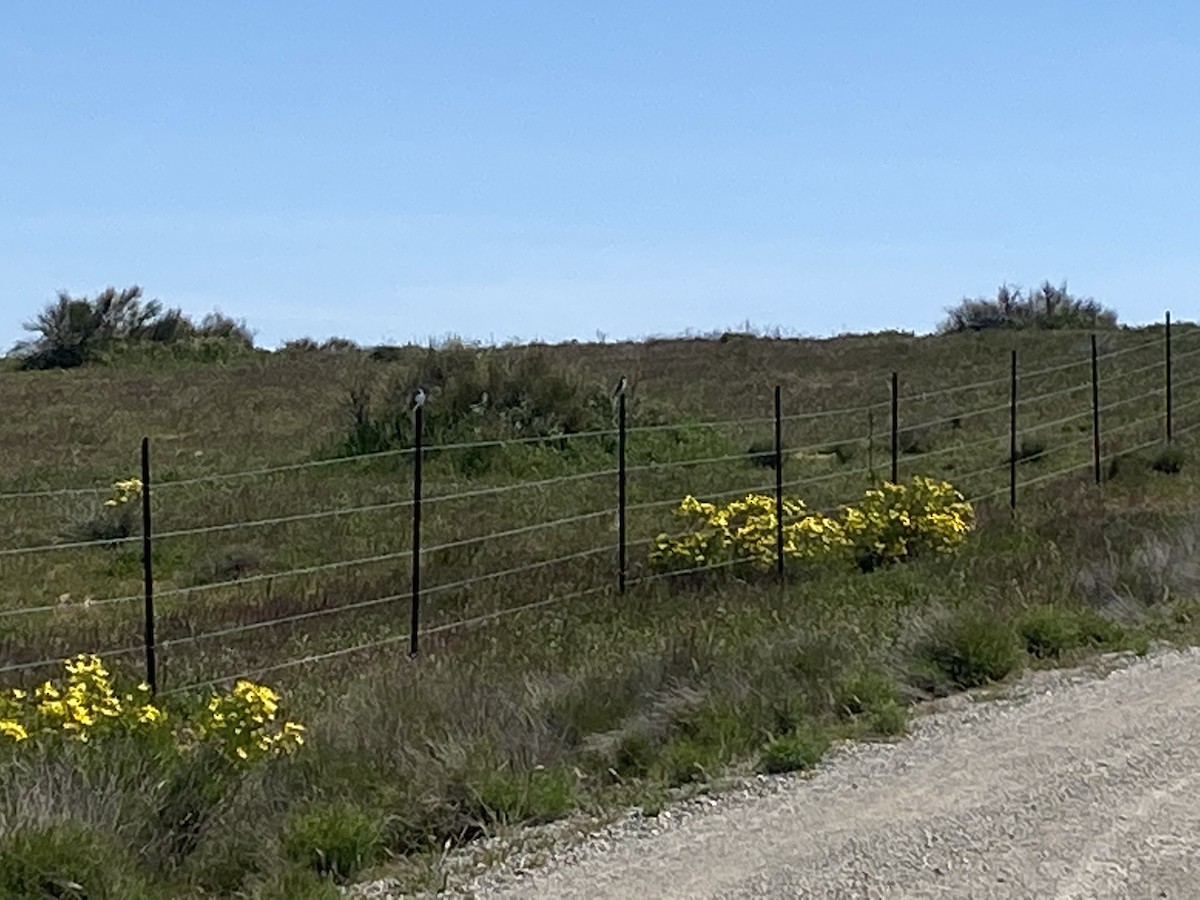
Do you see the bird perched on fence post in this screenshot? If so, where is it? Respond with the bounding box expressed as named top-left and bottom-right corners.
top-left (411, 387), bottom-right (426, 411)
top-left (613, 376), bottom-right (627, 398)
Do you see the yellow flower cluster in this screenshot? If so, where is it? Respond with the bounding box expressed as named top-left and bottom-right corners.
top-left (0, 655), bottom-right (161, 744)
top-left (649, 476), bottom-right (973, 573)
top-left (191, 680), bottom-right (305, 763)
top-left (649, 493), bottom-right (848, 571)
top-left (842, 477), bottom-right (974, 569)
top-left (0, 655), bottom-right (304, 767)
top-left (102, 477), bottom-right (143, 508)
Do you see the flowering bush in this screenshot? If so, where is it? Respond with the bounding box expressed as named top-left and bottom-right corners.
top-left (103, 477), bottom-right (143, 509)
top-left (841, 476), bottom-right (974, 571)
top-left (0, 655), bottom-right (304, 765)
top-left (649, 477), bottom-right (973, 574)
top-left (191, 680), bottom-right (306, 763)
top-left (72, 476), bottom-right (144, 542)
top-left (649, 493), bottom-right (849, 572)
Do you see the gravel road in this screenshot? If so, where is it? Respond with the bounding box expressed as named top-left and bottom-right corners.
top-left (472, 647), bottom-right (1200, 899)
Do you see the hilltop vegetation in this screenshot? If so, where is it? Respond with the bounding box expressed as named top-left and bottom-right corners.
top-left (0, 288), bottom-right (1198, 896)
top-left (11, 285), bottom-right (254, 370)
top-left (9, 277), bottom-right (1122, 374)
top-left (939, 281), bottom-right (1119, 333)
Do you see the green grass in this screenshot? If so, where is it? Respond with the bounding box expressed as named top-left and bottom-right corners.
top-left (281, 802), bottom-right (383, 882)
top-left (2, 325), bottom-right (1200, 894)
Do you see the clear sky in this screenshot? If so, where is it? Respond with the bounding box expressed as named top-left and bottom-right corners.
top-left (2, 2), bottom-right (1196, 350)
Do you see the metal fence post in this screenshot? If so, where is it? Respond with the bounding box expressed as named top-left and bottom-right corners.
top-left (1009, 349), bottom-right (1018, 511)
top-left (890, 371), bottom-right (899, 484)
top-left (1166, 311), bottom-right (1173, 444)
top-left (774, 385), bottom-right (784, 577)
top-left (140, 437), bottom-right (157, 695)
top-left (1091, 334), bottom-right (1102, 485)
top-left (618, 379), bottom-right (627, 594)
top-left (409, 392), bottom-right (424, 657)
top-left (867, 410), bottom-right (875, 484)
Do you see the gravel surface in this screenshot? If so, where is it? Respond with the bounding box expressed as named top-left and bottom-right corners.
top-left (350, 646), bottom-right (1200, 898)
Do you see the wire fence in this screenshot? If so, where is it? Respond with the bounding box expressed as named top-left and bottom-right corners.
top-left (1, 321), bottom-right (1195, 692)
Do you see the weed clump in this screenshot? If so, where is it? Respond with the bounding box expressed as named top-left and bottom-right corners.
top-left (758, 723), bottom-right (830, 775)
top-left (454, 765), bottom-right (577, 827)
top-left (835, 669), bottom-right (907, 736)
top-left (1152, 446), bottom-right (1186, 475)
top-left (1017, 605), bottom-right (1080, 659)
top-left (281, 803), bottom-right (382, 882)
top-left (921, 610), bottom-right (1023, 689)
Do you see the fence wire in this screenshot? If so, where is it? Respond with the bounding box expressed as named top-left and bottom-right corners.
top-left (3, 327), bottom-right (1198, 691)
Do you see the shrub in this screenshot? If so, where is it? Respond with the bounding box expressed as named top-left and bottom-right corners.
top-left (1, 662), bottom-right (303, 867)
top-left (1012, 607), bottom-right (1104, 662)
top-left (922, 610), bottom-right (1022, 689)
top-left (840, 477), bottom-right (975, 571)
top-left (758, 723), bottom-right (829, 775)
top-left (835, 669), bottom-right (907, 736)
top-left (1018, 605), bottom-right (1081, 659)
top-left (1021, 603), bottom-right (1124, 652)
top-left (649, 477), bottom-right (974, 575)
top-left (1076, 609), bottom-right (1126, 647)
top-left (14, 286), bottom-right (153, 369)
top-left (0, 655), bottom-right (305, 765)
top-left (66, 477), bottom-right (143, 543)
top-left (835, 669), bottom-right (899, 718)
top-left (867, 701), bottom-right (907, 736)
top-left (648, 493), bottom-right (849, 572)
top-left (939, 281), bottom-right (1118, 333)
top-left (13, 286), bottom-right (254, 370)
top-left (281, 803), bottom-right (382, 882)
top-left (0, 654), bottom-right (166, 746)
top-left (659, 737), bottom-right (716, 786)
top-left (334, 345), bottom-right (615, 459)
top-left (611, 731), bottom-right (658, 779)
top-left (1152, 446), bottom-right (1186, 475)
top-left (746, 439), bottom-right (777, 468)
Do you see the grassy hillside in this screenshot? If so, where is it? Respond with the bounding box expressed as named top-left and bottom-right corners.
top-left (3, 325), bottom-right (1200, 896)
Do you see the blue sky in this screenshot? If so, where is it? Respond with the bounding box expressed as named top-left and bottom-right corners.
top-left (2, 2), bottom-right (1196, 349)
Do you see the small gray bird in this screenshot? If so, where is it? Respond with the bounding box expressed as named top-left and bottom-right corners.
top-left (613, 376), bottom-right (628, 397)
top-left (411, 387), bottom-right (426, 410)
